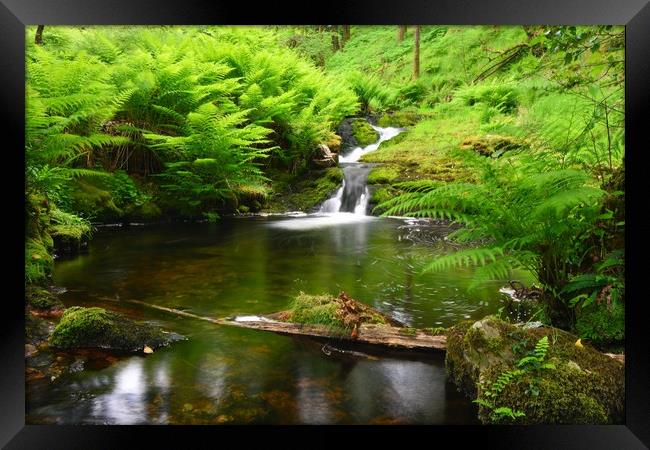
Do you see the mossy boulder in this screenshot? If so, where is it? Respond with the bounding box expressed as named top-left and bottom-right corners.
top-left (49, 209), bottom-right (93, 254)
top-left (70, 179), bottom-right (123, 222)
top-left (460, 134), bottom-right (526, 157)
top-left (367, 165), bottom-right (402, 185)
top-left (445, 316), bottom-right (624, 424)
top-left (125, 200), bottom-right (163, 222)
top-left (50, 306), bottom-right (182, 353)
top-left (350, 118), bottom-right (380, 146)
top-left (377, 110), bottom-right (419, 128)
top-left (27, 286), bottom-right (64, 312)
top-left (263, 167), bottom-right (343, 213)
top-left (25, 193), bottom-right (55, 284)
top-left (25, 238), bottom-right (54, 285)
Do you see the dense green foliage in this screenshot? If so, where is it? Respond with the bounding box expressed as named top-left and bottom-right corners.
top-left (25, 26), bottom-right (358, 225)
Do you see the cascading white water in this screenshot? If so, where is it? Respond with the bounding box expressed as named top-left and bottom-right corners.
top-left (320, 125), bottom-right (404, 215)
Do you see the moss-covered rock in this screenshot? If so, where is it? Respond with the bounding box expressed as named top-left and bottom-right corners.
top-left (377, 110), bottom-right (420, 128)
top-left (125, 200), bottom-right (163, 222)
top-left (25, 238), bottom-right (54, 285)
top-left (50, 306), bottom-right (181, 353)
top-left (70, 179), bottom-right (123, 222)
top-left (26, 286), bottom-right (64, 312)
top-left (460, 134), bottom-right (526, 157)
top-left (367, 165), bottom-right (402, 185)
top-left (49, 208), bottom-right (93, 254)
top-left (350, 118), bottom-right (380, 146)
top-left (263, 167), bottom-right (343, 213)
top-left (25, 193), bottom-right (55, 284)
top-left (445, 316), bottom-right (624, 424)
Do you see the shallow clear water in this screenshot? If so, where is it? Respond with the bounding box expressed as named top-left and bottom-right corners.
top-left (27, 216), bottom-right (512, 424)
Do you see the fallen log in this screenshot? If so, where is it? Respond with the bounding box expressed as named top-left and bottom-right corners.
top-left (124, 299), bottom-right (447, 351)
top-left (227, 319), bottom-right (447, 351)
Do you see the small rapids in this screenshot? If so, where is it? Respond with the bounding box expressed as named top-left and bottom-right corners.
top-left (319, 125), bottom-right (404, 216)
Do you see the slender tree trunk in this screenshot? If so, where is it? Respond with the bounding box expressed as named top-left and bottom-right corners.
top-left (332, 25), bottom-right (340, 51)
top-left (342, 25), bottom-right (350, 44)
top-left (398, 25), bottom-right (407, 42)
top-left (413, 25), bottom-right (420, 79)
top-left (35, 25), bottom-right (44, 45)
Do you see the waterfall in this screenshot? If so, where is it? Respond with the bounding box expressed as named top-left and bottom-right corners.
top-left (320, 125), bottom-right (404, 215)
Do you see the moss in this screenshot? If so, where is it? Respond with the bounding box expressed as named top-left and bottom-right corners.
top-left (350, 118), bottom-right (379, 146)
top-left (322, 131), bottom-right (342, 153)
top-left (25, 238), bottom-right (54, 284)
top-left (367, 165), bottom-right (402, 185)
top-left (446, 316), bottom-right (624, 424)
top-left (397, 327), bottom-right (417, 336)
top-left (377, 110), bottom-right (420, 128)
top-left (50, 306), bottom-right (177, 352)
top-left (285, 292), bottom-right (391, 335)
top-left (263, 167), bottom-right (343, 213)
top-left (478, 359), bottom-right (612, 424)
top-left (460, 134), bottom-right (526, 157)
top-left (26, 286), bottom-right (64, 311)
top-left (126, 201), bottom-right (163, 222)
top-left (288, 293), bottom-right (347, 332)
top-left (423, 326), bottom-right (447, 336)
top-left (70, 179), bottom-right (123, 222)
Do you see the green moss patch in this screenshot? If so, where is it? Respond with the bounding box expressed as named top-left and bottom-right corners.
top-left (285, 292), bottom-right (392, 335)
top-left (50, 306), bottom-right (181, 353)
top-left (27, 286), bottom-right (64, 312)
top-left (25, 238), bottom-right (54, 285)
top-left (377, 110), bottom-right (420, 128)
top-left (350, 118), bottom-right (380, 146)
top-left (367, 165), bottom-right (402, 185)
top-left (263, 168), bottom-right (343, 213)
top-left (70, 179), bottom-right (123, 222)
top-left (445, 316), bottom-right (624, 424)
top-left (460, 134), bottom-right (526, 157)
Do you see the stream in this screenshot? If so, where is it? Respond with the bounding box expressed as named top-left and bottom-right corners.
top-left (26, 127), bottom-right (513, 425)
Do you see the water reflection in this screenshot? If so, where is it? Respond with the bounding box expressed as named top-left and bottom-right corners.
top-left (28, 217), bottom-right (514, 424)
top-left (91, 358), bottom-right (147, 424)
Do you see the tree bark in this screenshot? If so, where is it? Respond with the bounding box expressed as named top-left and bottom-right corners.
top-left (413, 25), bottom-right (420, 79)
top-left (35, 25), bottom-right (44, 45)
top-left (398, 25), bottom-right (407, 42)
top-left (342, 25), bottom-right (350, 44)
top-left (332, 25), bottom-right (340, 51)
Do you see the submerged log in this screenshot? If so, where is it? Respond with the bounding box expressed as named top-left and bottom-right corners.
top-left (124, 299), bottom-right (446, 351)
top-left (227, 319), bottom-right (447, 351)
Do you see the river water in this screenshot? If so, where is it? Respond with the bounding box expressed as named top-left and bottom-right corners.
top-left (26, 216), bottom-right (511, 424)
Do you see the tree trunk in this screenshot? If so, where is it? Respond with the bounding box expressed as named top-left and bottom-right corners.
top-left (332, 25), bottom-right (340, 51)
top-left (398, 25), bottom-right (407, 42)
top-left (342, 25), bottom-right (350, 44)
top-left (35, 25), bottom-right (44, 45)
top-left (413, 25), bottom-right (420, 79)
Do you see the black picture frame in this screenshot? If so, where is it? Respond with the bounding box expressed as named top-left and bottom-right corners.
top-left (3, 0), bottom-right (649, 447)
